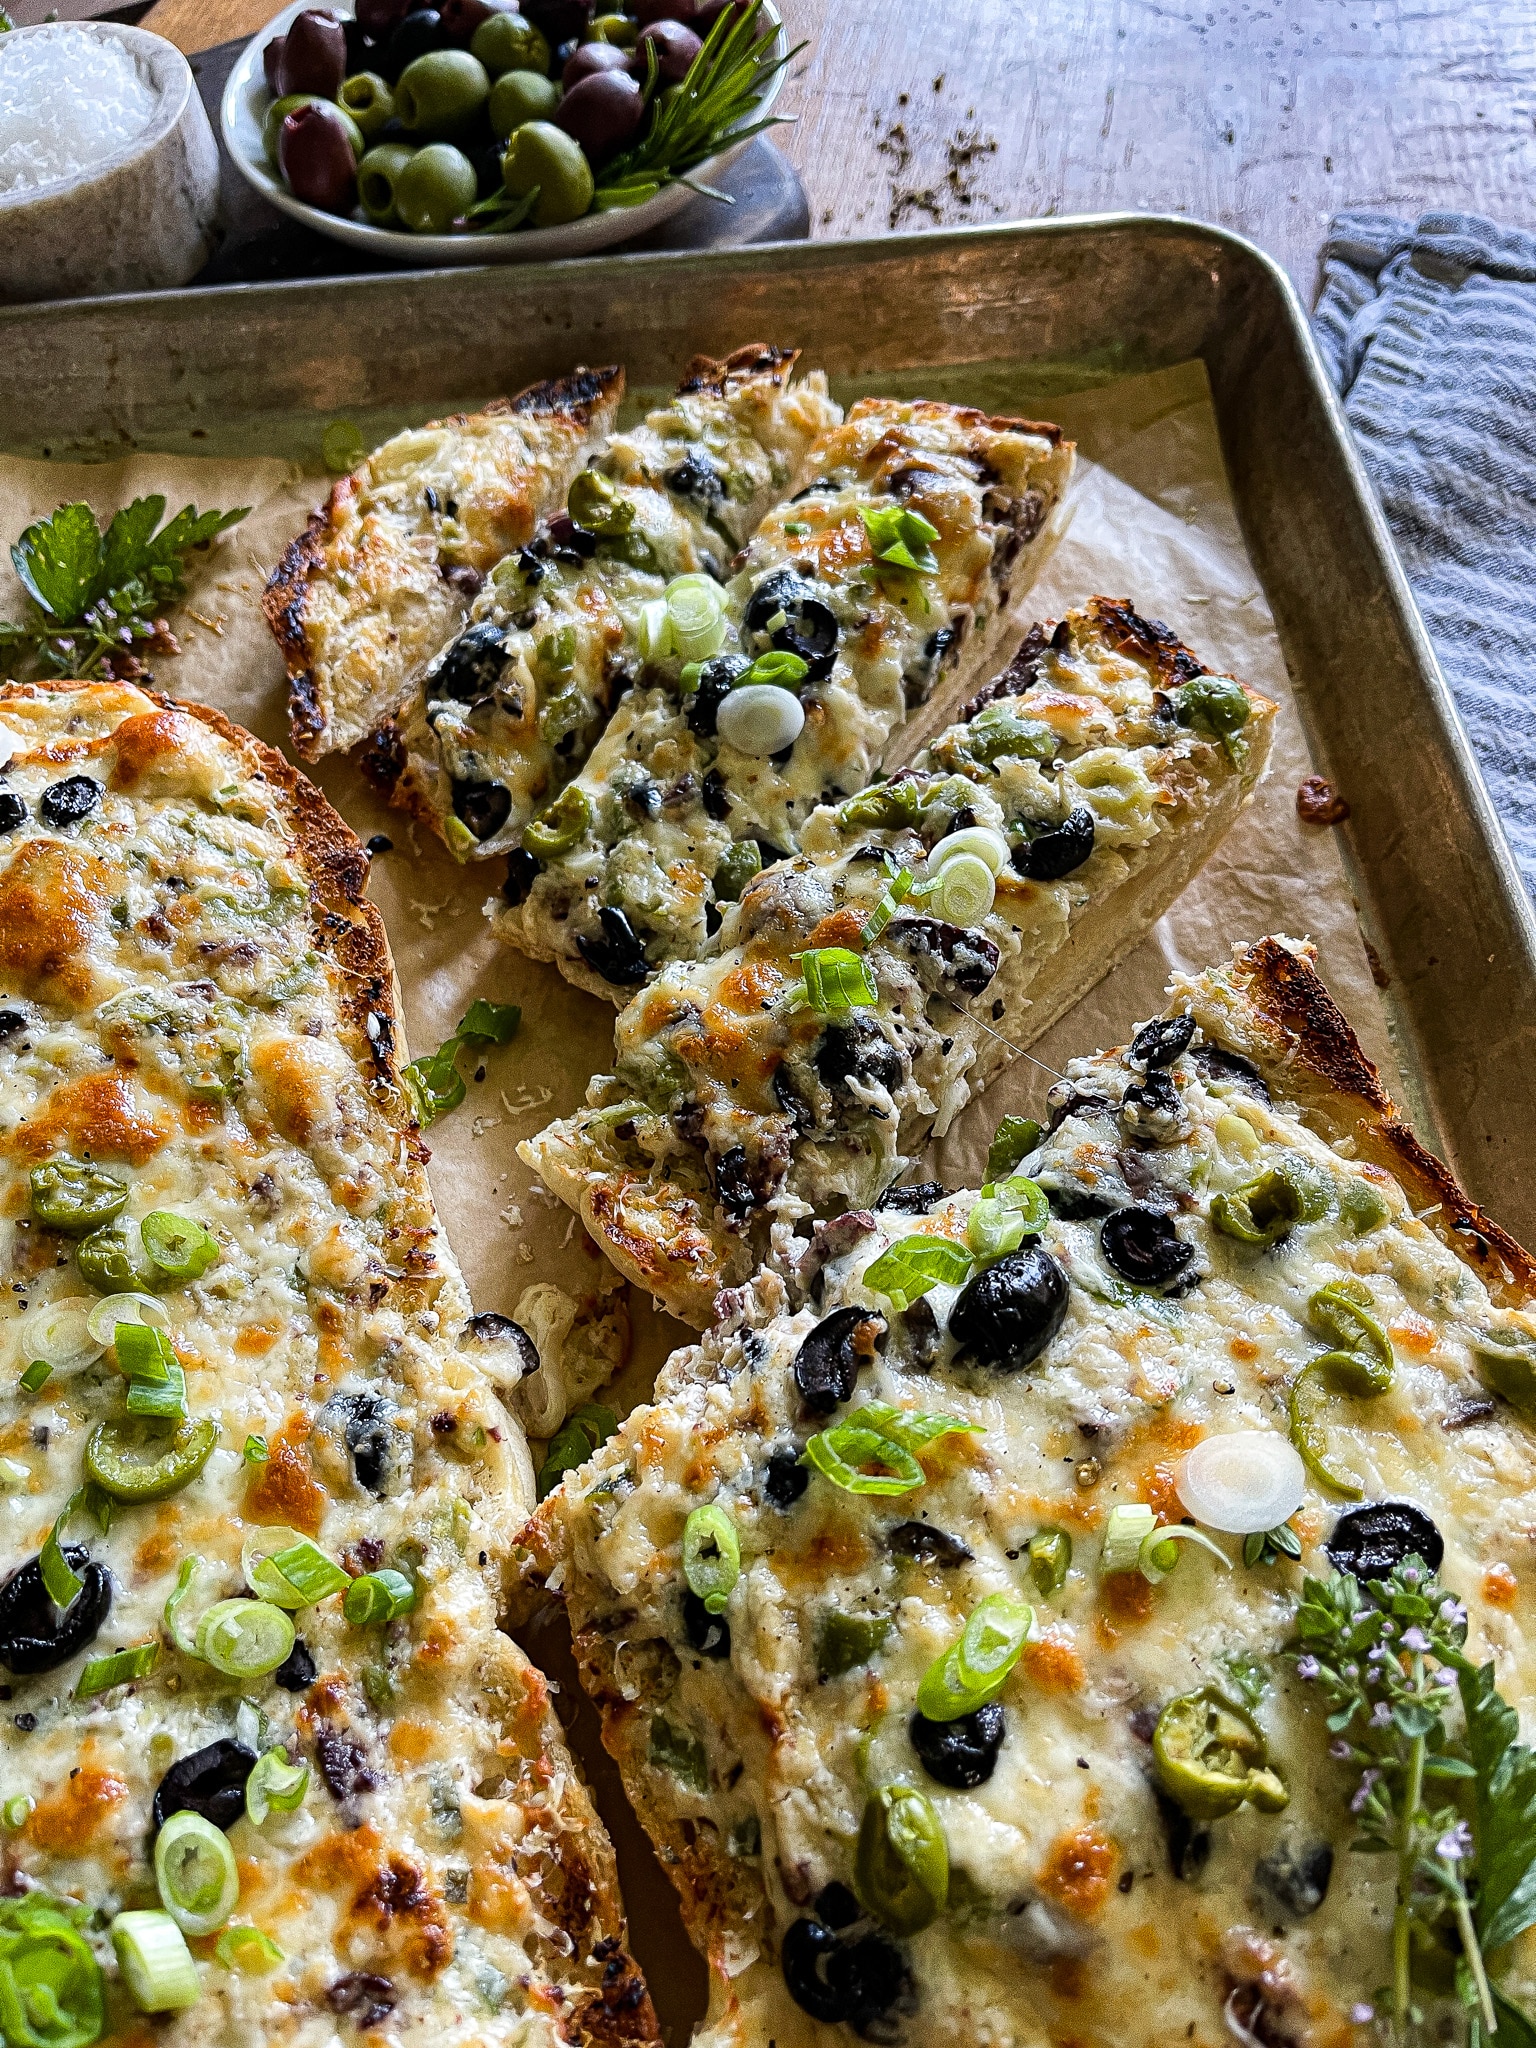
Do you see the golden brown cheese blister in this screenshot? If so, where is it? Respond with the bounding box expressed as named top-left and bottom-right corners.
top-left (0, 680), bottom-right (656, 2048)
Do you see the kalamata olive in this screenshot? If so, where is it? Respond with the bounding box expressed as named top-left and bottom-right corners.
top-left (316, 1732), bottom-right (378, 1801)
top-left (563, 37), bottom-right (629, 84)
top-left (553, 67), bottom-right (644, 163)
top-left (816, 1016), bottom-right (902, 1098)
top-left (1325, 1501), bottom-right (1444, 1581)
top-left (1255, 1834), bottom-right (1333, 1918)
top-left (467, 1311), bottom-right (540, 1378)
top-left (886, 914), bottom-right (999, 997)
top-left (151, 1739), bottom-right (258, 1834)
top-left (635, 17), bottom-right (702, 78)
top-left (380, 7), bottom-right (446, 80)
top-left (0, 1549), bottom-right (111, 1675)
top-left (489, 66), bottom-right (560, 137)
top-left (451, 775), bottom-right (513, 841)
top-left (665, 448), bottom-right (725, 504)
top-left (714, 1145), bottom-right (758, 1219)
top-left (277, 8), bottom-right (348, 97)
top-left (744, 568), bottom-right (838, 682)
top-left (501, 846), bottom-right (540, 905)
top-left (685, 652), bottom-right (749, 738)
top-left (888, 1522), bottom-right (972, 1568)
top-left (434, 622), bottom-right (508, 705)
top-left (39, 776), bottom-right (101, 830)
top-left (471, 9), bottom-right (550, 74)
top-left (280, 102), bottom-right (360, 213)
top-left (439, 0), bottom-right (514, 44)
top-left (576, 905), bottom-right (649, 985)
top-left (521, 0), bottom-right (589, 44)
top-left (1190, 1043), bottom-right (1271, 1101)
top-left (682, 1588), bottom-right (731, 1659)
top-left (319, 1390), bottom-right (395, 1496)
top-left (763, 1446), bottom-right (808, 1508)
top-left (264, 90), bottom-right (359, 165)
top-left (781, 1915), bottom-right (913, 2030)
top-left (0, 1008), bottom-right (26, 1036)
top-left (793, 1306), bottom-right (886, 1415)
top-left (263, 32), bottom-right (288, 90)
top-left (357, 0), bottom-right (413, 39)
top-left (502, 118), bottom-right (594, 225)
top-left (950, 1246), bottom-right (1069, 1374)
top-left (1100, 1206), bottom-right (1194, 1288)
top-left (910, 1702), bottom-right (1004, 1788)
top-left (636, 0), bottom-right (699, 19)
top-left (0, 794), bottom-right (27, 833)
top-left (874, 1182), bottom-right (948, 1215)
top-left (274, 1637), bottom-right (318, 1692)
top-left (1131, 1014), bottom-right (1196, 1069)
top-left (1013, 806), bottom-right (1096, 882)
top-left (327, 1975), bottom-right (397, 2027)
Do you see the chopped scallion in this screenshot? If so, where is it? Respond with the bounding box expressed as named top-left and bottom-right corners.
top-left (19, 1358), bottom-right (52, 1394)
top-left (1100, 1502), bottom-right (1158, 1575)
top-left (862, 1233), bottom-right (974, 1312)
top-left (154, 1810), bottom-right (239, 1938)
top-left (343, 1569), bottom-right (418, 1626)
top-left (243, 1434), bottom-right (269, 1464)
top-left (126, 1360), bottom-right (188, 1422)
top-left (111, 1909), bottom-right (201, 2014)
top-left (681, 1503), bottom-right (740, 1616)
top-left (113, 1320), bottom-right (174, 1384)
top-left (245, 1746), bottom-right (310, 1827)
top-left (76, 1639), bottom-right (158, 1700)
top-left (216, 1924), bottom-right (284, 1974)
top-left (195, 1599), bottom-right (296, 1678)
top-left (790, 946), bottom-right (877, 1016)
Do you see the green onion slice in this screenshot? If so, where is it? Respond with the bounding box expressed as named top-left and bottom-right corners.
top-left (803, 1423), bottom-right (924, 1497)
top-left (113, 1908), bottom-right (200, 2015)
top-left (85, 1290), bottom-right (167, 1348)
top-left (986, 1115), bottom-right (1042, 1181)
top-left (242, 1529), bottom-right (348, 1610)
top-left (76, 1639), bottom-right (158, 1700)
top-left (967, 1197), bottom-right (1026, 1263)
top-left (19, 1297), bottom-right (102, 1374)
top-left (916, 1593), bottom-right (1034, 1722)
top-left (19, 1358), bottom-right (52, 1394)
top-left (245, 1746), bottom-right (310, 1827)
top-left (1, 1796), bottom-right (33, 1830)
top-left (1136, 1523), bottom-right (1232, 1585)
top-left (163, 1556), bottom-right (203, 1655)
top-left (112, 1321), bottom-right (174, 1384)
top-left (1100, 1502), bottom-right (1158, 1575)
top-left (853, 1401), bottom-right (982, 1454)
top-left (40, 1486), bottom-right (110, 1611)
top-left (860, 504), bottom-right (941, 575)
top-left (457, 998), bottom-right (521, 1048)
top-left (862, 1233), bottom-right (974, 1313)
top-left (681, 1502), bottom-right (741, 1616)
top-left (343, 1569), bottom-right (418, 1626)
top-left (792, 947), bottom-right (878, 1016)
top-left (860, 866), bottom-right (913, 948)
top-left (243, 1435), bottom-right (269, 1465)
top-left (664, 573), bottom-right (729, 662)
top-left (216, 1924), bottom-right (285, 1974)
top-left (195, 1599), bottom-right (296, 1679)
top-left (141, 1212), bottom-right (220, 1285)
top-left (924, 850), bottom-right (996, 927)
top-left (126, 1360), bottom-right (188, 1422)
top-left (739, 648), bottom-right (809, 692)
top-left (154, 1811), bottom-right (240, 1938)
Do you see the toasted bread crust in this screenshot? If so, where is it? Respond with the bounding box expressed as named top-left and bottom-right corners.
top-left (963, 593), bottom-right (1216, 719)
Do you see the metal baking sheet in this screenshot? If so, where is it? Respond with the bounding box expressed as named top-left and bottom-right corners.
top-left (3, 213), bottom-right (1533, 1244)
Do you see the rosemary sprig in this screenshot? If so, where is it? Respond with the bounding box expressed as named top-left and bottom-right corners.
top-left (1290, 1558), bottom-right (1536, 2041)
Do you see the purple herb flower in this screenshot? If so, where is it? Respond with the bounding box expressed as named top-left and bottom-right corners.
top-left (1329, 1738), bottom-right (1354, 1760)
top-left (1436, 1820), bottom-right (1473, 1863)
top-left (1349, 2003), bottom-right (1375, 2024)
top-left (1402, 1627), bottom-right (1429, 1653)
top-left (1370, 1700), bottom-right (1394, 1728)
top-left (1296, 1656), bottom-right (1320, 1680)
top-left (1351, 1767), bottom-right (1381, 1814)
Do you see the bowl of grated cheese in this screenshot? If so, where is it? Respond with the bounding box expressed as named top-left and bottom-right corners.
top-left (0, 20), bottom-right (221, 304)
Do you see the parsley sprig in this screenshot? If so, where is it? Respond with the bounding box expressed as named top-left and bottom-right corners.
top-left (0, 496), bottom-right (249, 682)
top-left (403, 998), bottom-right (521, 1128)
top-left (1291, 1559), bottom-right (1536, 2041)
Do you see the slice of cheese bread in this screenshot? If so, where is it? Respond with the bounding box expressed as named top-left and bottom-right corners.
top-left (265, 367), bottom-right (624, 763)
top-left (523, 936), bottom-right (1536, 2048)
top-left (0, 681), bottom-right (655, 2047)
top-left (491, 399), bottom-right (1075, 1002)
top-left (520, 599), bottom-right (1275, 1326)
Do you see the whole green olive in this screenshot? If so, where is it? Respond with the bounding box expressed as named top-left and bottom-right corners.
top-left (394, 48), bottom-right (490, 139)
top-left (263, 91), bottom-right (364, 166)
top-left (469, 10), bottom-right (550, 76)
top-left (338, 70), bottom-right (397, 137)
top-left (500, 119), bottom-right (594, 226)
top-left (488, 66), bottom-right (560, 140)
top-left (357, 140), bottom-right (417, 222)
top-left (394, 140), bottom-right (479, 230)
top-left (588, 12), bottom-right (639, 45)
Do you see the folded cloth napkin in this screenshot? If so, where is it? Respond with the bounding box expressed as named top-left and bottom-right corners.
top-left (1313, 209), bottom-right (1536, 896)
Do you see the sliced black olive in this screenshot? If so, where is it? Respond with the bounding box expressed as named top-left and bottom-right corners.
top-left (781, 1915), bottom-right (913, 2031)
top-left (0, 1009), bottom-right (26, 1040)
top-left (467, 1312), bottom-right (539, 1379)
top-left (1131, 1014), bottom-right (1196, 1069)
top-left (682, 1588), bottom-right (731, 1659)
top-left (763, 1446), bottom-right (809, 1508)
top-left (816, 1016), bottom-right (903, 1098)
top-left (1325, 1501), bottom-right (1444, 1580)
top-left (1046, 1088), bottom-right (1115, 1135)
top-left (715, 1146), bottom-right (757, 1219)
top-left (1121, 1068), bottom-right (1181, 1127)
top-left (886, 915), bottom-right (1000, 997)
top-left (320, 1391), bottom-right (395, 1498)
top-left (1100, 1207), bottom-right (1194, 1288)
top-left (1154, 1785), bottom-right (1211, 1882)
top-left (546, 513), bottom-right (598, 561)
top-left (274, 1637), bottom-right (317, 1693)
top-left (950, 1246), bottom-right (1069, 1374)
top-left (1190, 1044), bottom-right (1271, 1101)
top-left (39, 776), bottom-right (101, 830)
top-left (501, 846), bottom-right (540, 906)
top-left (773, 1064), bottom-right (813, 1135)
top-left (326, 1974), bottom-right (397, 2027)
top-left (793, 1306), bottom-right (887, 1414)
top-left (577, 905), bottom-right (650, 986)
top-left (0, 1548), bottom-right (112, 1675)
top-left (316, 1733), bottom-right (378, 1802)
top-left (815, 1881), bottom-right (860, 1930)
top-left (687, 653), bottom-right (750, 738)
top-left (744, 569), bottom-right (839, 682)
top-left (888, 1522), bottom-right (971, 1568)
top-left (910, 1702), bottom-right (1004, 1788)
top-left (151, 1738), bottom-right (258, 1834)
top-left (0, 793), bottom-right (26, 833)
top-left (664, 450), bottom-right (725, 505)
top-left (432, 621), bottom-right (509, 705)
top-left (1013, 805), bottom-right (1095, 881)
top-left (1254, 1834), bottom-right (1333, 1918)
top-left (874, 1182), bottom-right (948, 1215)
top-left (902, 623), bottom-right (955, 707)
top-left (451, 777), bottom-right (512, 843)
top-left (701, 768), bottom-right (731, 821)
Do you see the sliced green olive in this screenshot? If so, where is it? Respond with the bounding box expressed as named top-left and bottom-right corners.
top-left (713, 840), bottom-right (762, 903)
top-left (85, 1416), bottom-right (218, 1503)
top-left (855, 1783), bottom-right (948, 1935)
top-left (1288, 1359), bottom-right (1367, 1497)
top-left (1307, 1281), bottom-right (1393, 1391)
top-left (816, 1610), bottom-right (891, 1678)
top-left (141, 1213), bottom-right (220, 1287)
top-left (1152, 1686), bottom-right (1288, 1821)
top-left (1472, 1327), bottom-right (1536, 1412)
top-left (1338, 1178), bottom-right (1391, 1235)
top-left (1172, 675), bottom-right (1252, 747)
top-left (567, 470), bottom-right (634, 538)
top-left (29, 1161), bottom-right (129, 1237)
top-left (522, 786), bottom-right (592, 861)
top-left (76, 1220), bottom-right (156, 1294)
top-left (1210, 1152), bottom-right (1332, 1246)
top-left (1027, 1526), bottom-right (1072, 1596)
top-left (836, 781), bottom-right (923, 831)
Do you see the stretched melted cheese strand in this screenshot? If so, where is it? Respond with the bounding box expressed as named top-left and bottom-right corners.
top-left (0, 682), bottom-right (655, 2048)
top-left (385, 345), bottom-right (842, 861)
top-left (520, 598), bottom-right (1275, 1327)
top-left (492, 398), bottom-right (1075, 1003)
top-left (526, 937), bottom-right (1536, 2048)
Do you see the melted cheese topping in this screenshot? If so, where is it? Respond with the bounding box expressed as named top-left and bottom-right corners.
top-left (493, 399), bottom-right (1075, 997)
top-left (0, 685), bottom-right (643, 2047)
top-left (545, 972), bottom-right (1536, 2047)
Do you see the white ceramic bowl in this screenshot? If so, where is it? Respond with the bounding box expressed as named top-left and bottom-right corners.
top-left (0, 22), bottom-right (221, 304)
top-left (221, 0), bottom-right (785, 265)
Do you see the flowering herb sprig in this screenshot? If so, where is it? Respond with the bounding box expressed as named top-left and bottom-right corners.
top-left (1290, 1559), bottom-right (1536, 2042)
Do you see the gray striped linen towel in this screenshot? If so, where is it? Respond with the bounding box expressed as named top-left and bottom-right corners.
top-left (1313, 209), bottom-right (1536, 896)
